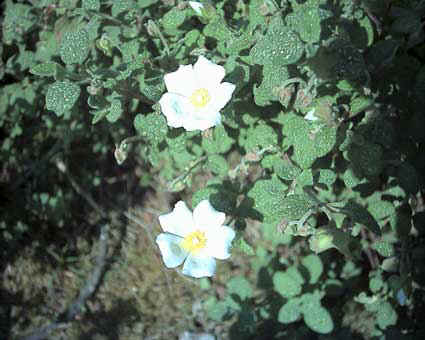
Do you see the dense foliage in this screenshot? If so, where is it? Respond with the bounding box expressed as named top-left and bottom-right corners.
top-left (1, 0), bottom-right (425, 339)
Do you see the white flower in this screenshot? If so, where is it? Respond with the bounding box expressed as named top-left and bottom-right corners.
top-left (156, 200), bottom-right (235, 278)
top-left (189, 1), bottom-right (204, 15)
top-left (159, 56), bottom-right (236, 131)
top-left (304, 108), bottom-right (319, 121)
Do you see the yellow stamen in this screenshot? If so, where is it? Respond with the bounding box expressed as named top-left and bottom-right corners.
top-left (181, 230), bottom-right (207, 254)
top-left (189, 88), bottom-right (211, 109)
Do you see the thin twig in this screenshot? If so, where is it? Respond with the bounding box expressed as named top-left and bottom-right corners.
top-left (19, 223), bottom-right (110, 340)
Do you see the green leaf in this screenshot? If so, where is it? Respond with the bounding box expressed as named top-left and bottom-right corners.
top-left (282, 113), bottom-right (337, 168)
top-left (278, 298), bottom-right (301, 324)
top-left (206, 154), bottom-right (228, 177)
top-left (309, 227), bottom-right (361, 258)
top-left (137, 0), bottom-right (157, 9)
top-left (262, 223), bottom-right (292, 246)
top-left (111, 0), bottom-right (135, 16)
top-left (273, 269), bottom-right (303, 298)
top-left (201, 125), bottom-right (233, 154)
top-left (301, 254), bottom-right (323, 284)
top-left (60, 29), bottom-right (90, 64)
top-left (281, 194), bottom-right (312, 221)
top-left (162, 8), bottom-right (186, 34)
top-left (350, 96), bottom-right (374, 115)
top-left (346, 141), bottom-right (383, 177)
top-left (203, 296), bottom-right (229, 322)
top-left (134, 113), bottom-right (168, 144)
top-left (372, 241), bottom-right (395, 257)
top-left (227, 276), bottom-right (253, 300)
top-left (106, 99), bottom-right (122, 123)
top-left (247, 177), bottom-right (288, 223)
top-left (303, 304), bottom-right (334, 334)
top-left (250, 17), bottom-right (303, 67)
top-left (82, 0), bottom-right (100, 11)
top-left (317, 169), bottom-right (336, 186)
top-left (30, 62), bottom-right (58, 77)
top-left (254, 64), bottom-right (290, 106)
top-left (242, 123), bottom-right (278, 151)
top-left (2, 2), bottom-right (35, 44)
top-left (397, 162), bottom-right (420, 194)
top-left (274, 159), bottom-right (302, 181)
top-left (286, 5), bottom-right (321, 43)
top-left (375, 301), bottom-right (398, 329)
top-left (342, 200), bottom-right (381, 235)
top-left (46, 81), bottom-right (80, 116)
top-left (203, 17), bottom-right (232, 41)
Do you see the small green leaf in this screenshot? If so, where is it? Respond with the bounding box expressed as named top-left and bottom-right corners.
top-left (60, 29), bottom-right (90, 64)
top-left (106, 99), bottom-right (122, 123)
top-left (162, 8), bottom-right (186, 34)
top-left (134, 113), bottom-right (168, 144)
top-left (350, 96), bottom-right (374, 115)
top-left (206, 154), bottom-right (228, 177)
top-left (273, 268), bottom-right (304, 298)
top-left (30, 62), bottom-right (58, 77)
top-left (242, 124), bottom-right (278, 151)
top-left (375, 301), bottom-right (398, 329)
top-left (317, 169), bottom-right (336, 186)
top-left (202, 125), bottom-right (233, 154)
top-left (111, 0), bottom-right (135, 16)
top-left (301, 254), bottom-right (323, 284)
top-left (286, 5), bottom-right (321, 43)
top-left (303, 304), bottom-right (334, 334)
top-left (250, 17), bottom-right (303, 67)
top-left (274, 160), bottom-right (301, 181)
top-left (372, 241), bottom-right (395, 257)
top-left (247, 177), bottom-right (288, 223)
top-left (82, 0), bottom-right (100, 11)
top-left (278, 298), bottom-right (301, 324)
top-left (342, 200), bottom-right (381, 235)
top-left (254, 64), bottom-right (290, 106)
top-left (46, 81), bottom-right (80, 116)
top-left (281, 194), bottom-right (312, 221)
top-left (227, 276), bottom-right (253, 301)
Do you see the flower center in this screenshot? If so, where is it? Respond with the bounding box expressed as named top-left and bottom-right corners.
top-left (181, 230), bottom-right (207, 254)
top-left (189, 88), bottom-right (211, 109)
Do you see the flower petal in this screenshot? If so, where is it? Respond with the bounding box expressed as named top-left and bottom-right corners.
top-left (164, 64), bottom-right (198, 97)
top-left (158, 201), bottom-right (195, 237)
top-left (193, 200), bottom-right (226, 229)
top-left (156, 233), bottom-right (188, 268)
top-left (194, 56), bottom-right (225, 89)
top-left (182, 254), bottom-right (216, 278)
top-left (181, 110), bottom-right (221, 131)
top-left (205, 225), bottom-right (235, 260)
top-left (159, 93), bottom-right (190, 128)
top-left (189, 1), bottom-right (204, 15)
top-left (210, 82), bottom-right (235, 112)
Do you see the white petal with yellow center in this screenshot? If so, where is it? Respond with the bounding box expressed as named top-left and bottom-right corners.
top-left (180, 229), bottom-right (207, 254)
top-left (156, 200), bottom-right (235, 278)
top-left (159, 56), bottom-right (235, 131)
top-left (189, 88), bottom-right (211, 109)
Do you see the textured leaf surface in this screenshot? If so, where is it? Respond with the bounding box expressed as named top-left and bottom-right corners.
top-left (60, 29), bottom-right (90, 64)
top-left (46, 81), bottom-right (80, 116)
